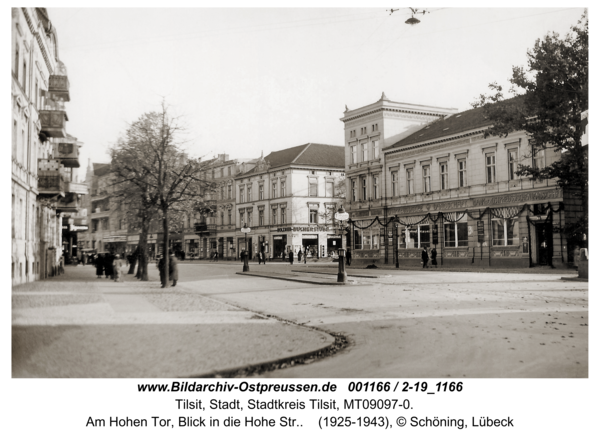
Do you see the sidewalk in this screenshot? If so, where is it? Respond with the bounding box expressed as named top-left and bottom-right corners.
top-left (12, 265), bottom-right (335, 378)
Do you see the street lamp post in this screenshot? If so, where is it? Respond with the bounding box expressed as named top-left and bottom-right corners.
top-left (241, 223), bottom-right (251, 272)
top-left (394, 215), bottom-right (400, 269)
top-left (335, 205), bottom-right (349, 283)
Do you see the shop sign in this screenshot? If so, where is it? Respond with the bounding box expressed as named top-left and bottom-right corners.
top-left (303, 234), bottom-right (318, 239)
top-left (276, 227), bottom-right (329, 232)
top-left (273, 236), bottom-right (283, 240)
top-left (70, 225), bottom-right (88, 231)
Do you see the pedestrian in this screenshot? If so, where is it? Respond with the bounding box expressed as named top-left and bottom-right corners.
top-left (298, 249), bottom-right (302, 262)
top-left (113, 255), bottom-right (123, 282)
top-left (288, 249), bottom-right (294, 265)
top-left (421, 247), bottom-right (429, 269)
top-left (95, 254), bottom-right (104, 278)
top-left (346, 248), bottom-right (352, 266)
top-left (181, 251), bottom-right (186, 261)
top-left (573, 245), bottom-right (580, 270)
top-left (431, 247), bottom-right (438, 268)
top-left (169, 249), bottom-right (178, 287)
top-left (158, 255), bottom-right (166, 286)
top-left (104, 253), bottom-right (113, 279)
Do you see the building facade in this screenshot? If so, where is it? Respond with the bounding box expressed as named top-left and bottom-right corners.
top-left (12, 8), bottom-right (86, 285)
top-left (234, 143), bottom-right (345, 261)
top-left (342, 94), bottom-right (583, 268)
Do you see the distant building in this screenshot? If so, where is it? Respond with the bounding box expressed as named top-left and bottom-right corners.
top-left (12, 8), bottom-right (87, 285)
top-left (234, 143), bottom-right (345, 260)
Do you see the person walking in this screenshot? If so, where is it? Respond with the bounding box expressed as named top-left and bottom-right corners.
top-left (113, 255), bottom-right (123, 282)
top-left (158, 255), bottom-right (166, 287)
top-left (298, 248), bottom-right (302, 262)
top-left (431, 247), bottom-right (438, 268)
top-left (421, 247), bottom-right (429, 269)
top-left (169, 249), bottom-right (179, 287)
top-left (288, 249), bottom-right (294, 265)
top-left (346, 248), bottom-right (352, 266)
top-left (104, 253), bottom-right (113, 279)
top-left (95, 254), bottom-right (104, 279)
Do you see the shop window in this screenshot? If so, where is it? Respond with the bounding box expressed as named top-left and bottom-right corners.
top-left (444, 218), bottom-right (469, 247)
top-left (458, 159), bottom-right (467, 187)
top-left (309, 209), bottom-right (318, 224)
top-left (440, 162), bottom-right (448, 190)
top-left (486, 153), bottom-right (496, 183)
top-left (355, 229), bottom-right (380, 250)
top-left (492, 218), bottom-right (519, 246)
top-left (391, 171), bottom-right (398, 196)
top-left (406, 169), bottom-right (414, 194)
top-left (422, 166), bottom-right (431, 192)
top-left (508, 149), bottom-right (518, 180)
top-left (399, 224), bottom-right (430, 248)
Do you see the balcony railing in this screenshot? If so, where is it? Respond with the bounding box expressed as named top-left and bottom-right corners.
top-left (38, 171), bottom-right (65, 196)
top-left (39, 110), bottom-right (68, 138)
top-left (54, 142), bottom-right (80, 167)
top-left (48, 75), bottom-right (70, 102)
top-left (57, 193), bottom-right (80, 213)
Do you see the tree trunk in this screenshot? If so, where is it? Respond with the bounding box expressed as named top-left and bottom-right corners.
top-left (139, 215), bottom-right (150, 281)
top-left (162, 208), bottom-right (169, 287)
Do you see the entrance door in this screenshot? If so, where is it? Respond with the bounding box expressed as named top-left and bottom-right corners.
top-left (302, 237), bottom-right (319, 258)
top-left (536, 223), bottom-right (553, 265)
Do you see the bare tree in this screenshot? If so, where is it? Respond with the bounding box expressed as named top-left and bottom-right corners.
top-left (110, 103), bottom-right (215, 285)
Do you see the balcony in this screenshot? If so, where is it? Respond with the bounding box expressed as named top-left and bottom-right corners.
top-left (39, 109), bottom-right (68, 138)
top-left (48, 75), bottom-right (70, 102)
top-left (38, 171), bottom-right (65, 196)
top-left (57, 192), bottom-right (80, 214)
top-left (54, 141), bottom-right (80, 167)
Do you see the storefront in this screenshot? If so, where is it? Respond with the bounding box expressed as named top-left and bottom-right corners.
top-left (237, 236), bottom-right (253, 259)
top-left (349, 187), bottom-right (568, 268)
top-left (272, 234), bottom-right (287, 259)
top-left (184, 237), bottom-right (199, 258)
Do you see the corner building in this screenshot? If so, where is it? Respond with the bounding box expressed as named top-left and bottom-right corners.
top-left (343, 94), bottom-right (582, 268)
top-left (234, 143), bottom-right (345, 260)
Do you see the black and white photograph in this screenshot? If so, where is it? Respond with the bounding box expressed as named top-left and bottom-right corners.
top-left (9, 4), bottom-right (592, 436)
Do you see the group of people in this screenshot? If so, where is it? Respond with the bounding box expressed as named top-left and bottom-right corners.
top-left (157, 250), bottom-right (179, 287)
top-left (94, 253), bottom-right (126, 281)
top-left (421, 247), bottom-right (438, 268)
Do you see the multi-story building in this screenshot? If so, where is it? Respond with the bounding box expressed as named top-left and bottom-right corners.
top-left (12, 8), bottom-right (86, 285)
top-left (341, 93), bottom-right (456, 265)
top-left (343, 93), bottom-right (584, 268)
top-left (193, 154), bottom-right (259, 259)
top-left (234, 143), bottom-right (345, 260)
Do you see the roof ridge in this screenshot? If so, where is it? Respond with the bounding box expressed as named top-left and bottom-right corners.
top-left (291, 143), bottom-right (312, 164)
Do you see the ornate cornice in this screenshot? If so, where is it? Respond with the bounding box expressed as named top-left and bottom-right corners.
top-left (341, 106), bottom-right (446, 123)
top-left (385, 131), bottom-right (486, 158)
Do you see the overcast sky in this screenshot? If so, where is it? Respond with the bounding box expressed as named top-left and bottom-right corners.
top-left (45, 6), bottom-right (586, 175)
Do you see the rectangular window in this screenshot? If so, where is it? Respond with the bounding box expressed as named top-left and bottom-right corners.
top-left (239, 187), bottom-right (244, 203)
top-left (372, 123), bottom-right (378, 132)
top-left (351, 145), bottom-right (357, 164)
top-left (259, 185), bottom-right (264, 200)
top-left (240, 211), bottom-right (245, 227)
top-left (391, 171), bottom-right (398, 196)
top-left (309, 180), bottom-right (317, 197)
top-left (406, 169), bottom-right (414, 194)
top-left (458, 159), bottom-right (467, 187)
top-left (422, 166), bottom-right (431, 193)
top-left (352, 180), bottom-right (357, 202)
top-left (372, 140), bottom-right (379, 159)
top-left (12, 120), bottom-right (17, 158)
top-left (361, 178), bottom-right (367, 200)
top-left (444, 217), bottom-right (469, 247)
top-left (228, 166), bottom-right (231, 176)
top-left (14, 45), bottom-right (19, 76)
top-left (326, 181), bottom-right (334, 197)
top-left (399, 224), bottom-right (430, 248)
top-left (280, 180), bottom-right (286, 197)
top-left (259, 210), bottom-right (264, 226)
top-left (309, 209), bottom-right (318, 224)
top-left (272, 208), bottom-right (277, 225)
top-left (533, 147), bottom-right (545, 170)
top-left (362, 143), bottom-right (368, 162)
top-left (281, 207), bottom-right (286, 224)
top-left (227, 210), bottom-right (231, 225)
top-left (272, 182), bottom-right (277, 198)
top-left (486, 154), bottom-right (496, 183)
top-left (22, 61), bottom-right (27, 91)
top-left (247, 185), bottom-right (252, 202)
top-left (35, 79), bottom-right (38, 110)
top-left (492, 218), bottom-right (519, 246)
top-left (508, 149), bottom-right (518, 180)
top-left (227, 185), bottom-right (232, 199)
top-left (373, 175), bottom-right (379, 199)
top-left (248, 211), bottom-right (253, 227)
top-left (440, 163), bottom-right (448, 190)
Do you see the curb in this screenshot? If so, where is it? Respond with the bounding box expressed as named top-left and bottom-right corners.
top-left (291, 269), bottom-right (390, 279)
top-left (560, 277), bottom-right (588, 282)
top-left (235, 271), bottom-right (369, 286)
